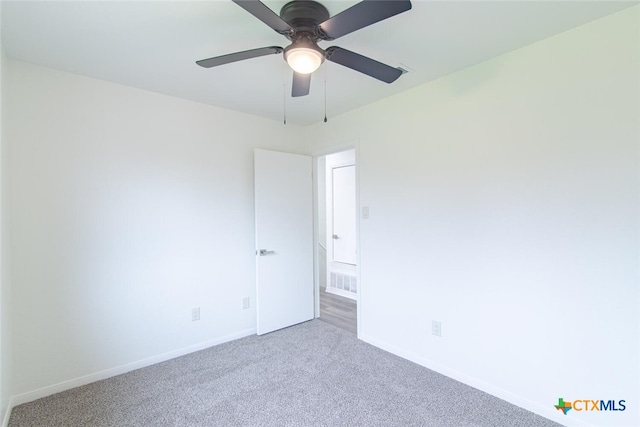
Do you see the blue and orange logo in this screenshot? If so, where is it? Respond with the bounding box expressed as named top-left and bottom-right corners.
top-left (555, 398), bottom-right (572, 414)
top-left (554, 398), bottom-right (626, 415)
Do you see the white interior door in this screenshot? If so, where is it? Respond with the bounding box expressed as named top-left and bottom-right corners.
top-left (332, 165), bottom-right (357, 265)
top-left (254, 149), bottom-right (314, 335)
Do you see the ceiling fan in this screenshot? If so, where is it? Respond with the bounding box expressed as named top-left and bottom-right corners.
top-left (196, 0), bottom-right (412, 97)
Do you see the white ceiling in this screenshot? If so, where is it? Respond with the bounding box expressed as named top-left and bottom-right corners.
top-left (2, 0), bottom-right (637, 126)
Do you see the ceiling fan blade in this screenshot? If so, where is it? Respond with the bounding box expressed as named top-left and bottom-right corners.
top-left (317, 0), bottom-right (412, 40)
top-left (325, 47), bottom-right (403, 83)
top-left (196, 46), bottom-right (283, 68)
top-left (292, 72), bottom-right (311, 97)
top-left (233, 0), bottom-right (293, 34)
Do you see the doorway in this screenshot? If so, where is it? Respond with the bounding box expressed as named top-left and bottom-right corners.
top-left (316, 149), bottom-right (358, 334)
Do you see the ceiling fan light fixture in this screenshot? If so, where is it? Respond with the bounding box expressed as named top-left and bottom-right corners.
top-left (197, 0), bottom-right (413, 97)
top-left (284, 43), bottom-right (324, 74)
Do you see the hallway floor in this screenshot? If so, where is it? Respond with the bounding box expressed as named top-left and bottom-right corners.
top-left (319, 289), bottom-right (357, 334)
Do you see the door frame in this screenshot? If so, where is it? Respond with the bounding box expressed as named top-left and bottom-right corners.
top-left (311, 142), bottom-right (361, 337)
top-left (328, 159), bottom-right (357, 269)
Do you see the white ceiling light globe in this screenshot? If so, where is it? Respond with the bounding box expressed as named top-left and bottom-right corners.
top-left (285, 46), bottom-right (324, 74)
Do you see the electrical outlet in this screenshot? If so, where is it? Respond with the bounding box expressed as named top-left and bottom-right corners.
top-left (432, 320), bottom-right (442, 337)
top-left (191, 307), bottom-right (200, 321)
top-left (242, 297), bottom-right (250, 310)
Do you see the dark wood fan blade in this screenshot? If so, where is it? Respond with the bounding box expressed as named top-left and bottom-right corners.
top-left (317, 0), bottom-right (411, 40)
top-left (196, 46), bottom-right (283, 68)
top-left (325, 47), bottom-right (403, 83)
top-left (233, 0), bottom-right (292, 34)
top-left (292, 72), bottom-right (311, 97)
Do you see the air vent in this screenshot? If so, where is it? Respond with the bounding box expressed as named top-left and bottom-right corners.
top-left (329, 272), bottom-right (357, 294)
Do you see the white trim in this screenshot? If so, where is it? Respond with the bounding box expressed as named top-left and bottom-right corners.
top-left (6, 328), bottom-right (256, 411)
top-left (2, 397), bottom-right (14, 427)
top-left (325, 151), bottom-right (357, 301)
top-left (313, 157), bottom-right (322, 318)
top-left (308, 140), bottom-right (359, 159)
top-left (359, 333), bottom-right (596, 427)
top-left (354, 143), bottom-right (361, 339)
top-left (325, 286), bottom-right (357, 300)
top-left (312, 141), bottom-right (361, 334)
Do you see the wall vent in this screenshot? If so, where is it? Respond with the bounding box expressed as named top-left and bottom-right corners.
top-left (329, 272), bottom-right (357, 294)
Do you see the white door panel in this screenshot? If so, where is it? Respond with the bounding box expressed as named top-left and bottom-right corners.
top-left (332, 165), bottom-right (357, 265)
top-left (254, 149), bottom-right (313, 335)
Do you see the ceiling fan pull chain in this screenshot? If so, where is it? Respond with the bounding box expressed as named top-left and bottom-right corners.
top-left (324, 62), bottom-right (328, 123)
top-left (283, 63), bottom-right (287, 125)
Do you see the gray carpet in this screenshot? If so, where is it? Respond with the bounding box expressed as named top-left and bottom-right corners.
top-left (9, 320), bottom-right (562, 426)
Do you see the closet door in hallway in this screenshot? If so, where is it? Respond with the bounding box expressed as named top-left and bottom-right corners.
top-left (332, 164), bottom-right (356, 265)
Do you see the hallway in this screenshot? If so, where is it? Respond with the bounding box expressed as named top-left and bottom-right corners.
top-left (319, 290), bottom-right (357, 334)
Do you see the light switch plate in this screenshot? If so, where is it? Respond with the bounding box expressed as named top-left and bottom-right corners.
top-left (362, 206), bottom-right (370, 219)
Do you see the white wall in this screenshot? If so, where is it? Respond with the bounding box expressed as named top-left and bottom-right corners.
top-left (0, 1), bottom-right (12, 422)
top-left (2, 5), bottom-right (639, 427)
top-left (308, 7), bottom-right (639, 427)
top-left (4, 59), bottom-right (306, 399)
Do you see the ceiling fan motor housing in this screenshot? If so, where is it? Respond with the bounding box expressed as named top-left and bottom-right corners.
top-left (279, 0), bottom-right (330, 37)
top-left (280, 0), bottom-right (330, 69)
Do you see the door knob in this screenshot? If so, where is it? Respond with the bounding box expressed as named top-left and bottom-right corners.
top-left (332, 234), bottom-right (339, 239)
top-left (258, 249), bottom-right (276, 256)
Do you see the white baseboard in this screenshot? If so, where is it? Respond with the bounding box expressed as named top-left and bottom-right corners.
top-left (325, 287), bottom-right (357, 300)
top-left (4, 327), bottom-right (256, 422)
top-left (358, 333), bottom-right (595, 427)
top-left (2, 396), bottom-right (14, 427)
top-left (2, 329), bottom-right (599, 427)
